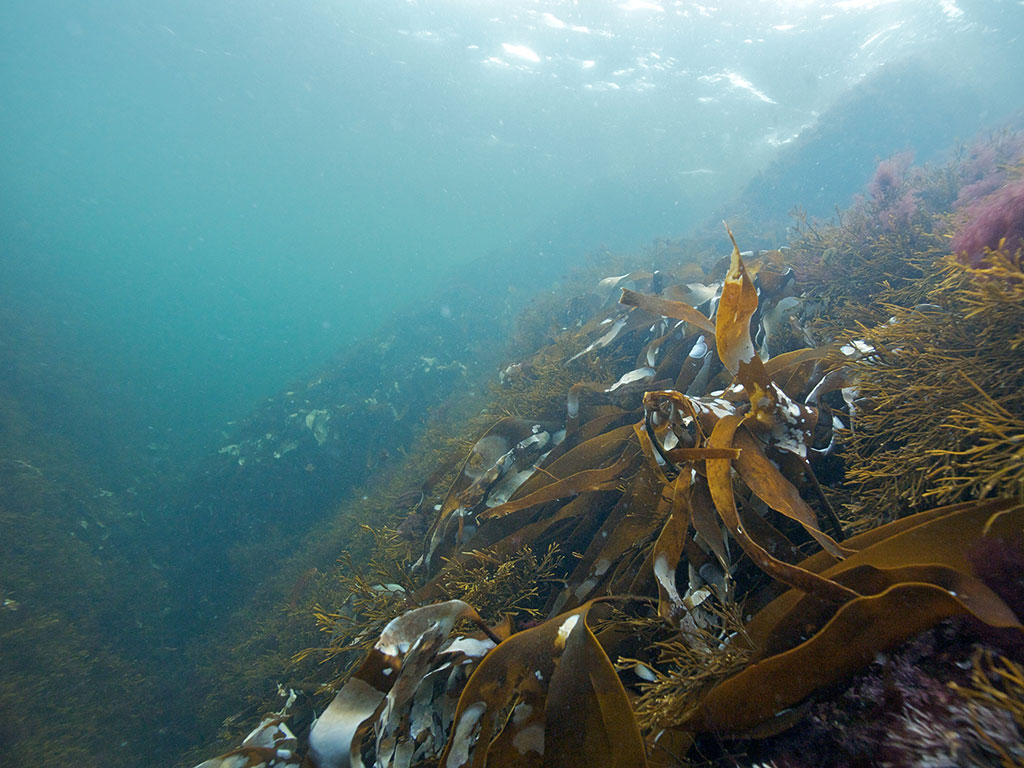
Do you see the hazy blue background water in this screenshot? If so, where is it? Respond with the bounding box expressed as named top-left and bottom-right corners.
top-left (3, 0), bottom-right (1021, 473)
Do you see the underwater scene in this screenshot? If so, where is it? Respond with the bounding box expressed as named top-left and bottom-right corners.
top-left (3, 1), bottom-right (1024, 766)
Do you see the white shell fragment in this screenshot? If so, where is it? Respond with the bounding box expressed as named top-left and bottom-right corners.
top-left (633, 663), bottom-right (657, 682)
top-left (688, 335), bottom-right (708, 359)
top-left (839, 339), bottom-right (875, 358)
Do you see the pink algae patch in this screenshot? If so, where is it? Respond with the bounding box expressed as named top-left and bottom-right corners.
top-left (951, 177), bottom-right (1024, 266)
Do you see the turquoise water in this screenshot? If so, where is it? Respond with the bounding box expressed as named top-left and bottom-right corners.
top-left (1, 1), bottom-right (1023, 765)
top-left (4, 0), bottom-right (1019, 458)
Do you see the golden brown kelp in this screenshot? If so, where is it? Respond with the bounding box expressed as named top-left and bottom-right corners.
top-left (201, 214), bottom-right (1024, 768)
top-left (287, 241), bottom-right (865, 764)
top-left (440, 600), bottom-right (647, 768)
top-left (678, 499), bottom-right (1022, 733)
top-left (308, 600), bottom-right (503, 768)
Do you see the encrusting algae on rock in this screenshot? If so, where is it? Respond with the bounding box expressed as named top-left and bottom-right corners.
top-left (193, 138), bottom-right (1024, 768)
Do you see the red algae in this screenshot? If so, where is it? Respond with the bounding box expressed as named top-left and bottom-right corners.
top-left (954, 132), bottom-right (1024, 210)
top-left (952, 178), bottom-right (1024, 266)
top-left (867, 150), bottom-right (914, 203)
top-left (860, 151), bottom-right (921, 232)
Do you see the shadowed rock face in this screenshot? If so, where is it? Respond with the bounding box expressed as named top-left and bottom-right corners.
top-left (158, 269), bottom-right (518, 639)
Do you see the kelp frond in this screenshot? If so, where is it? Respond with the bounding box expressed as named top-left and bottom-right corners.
top-left (285, 234), bottom-right (1024, 768)
top-left (633, 598), bottom-right (754, 735)
top-left (843, 251), bottom-right (1024, 522)
top-left (434, 543), bottom-right (563, 624)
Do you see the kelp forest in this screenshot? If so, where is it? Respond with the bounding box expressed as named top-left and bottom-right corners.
top-left (5, 127), bottom-right (1024, 768)
top-left (187, 133), bottom-right (1024, 767)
